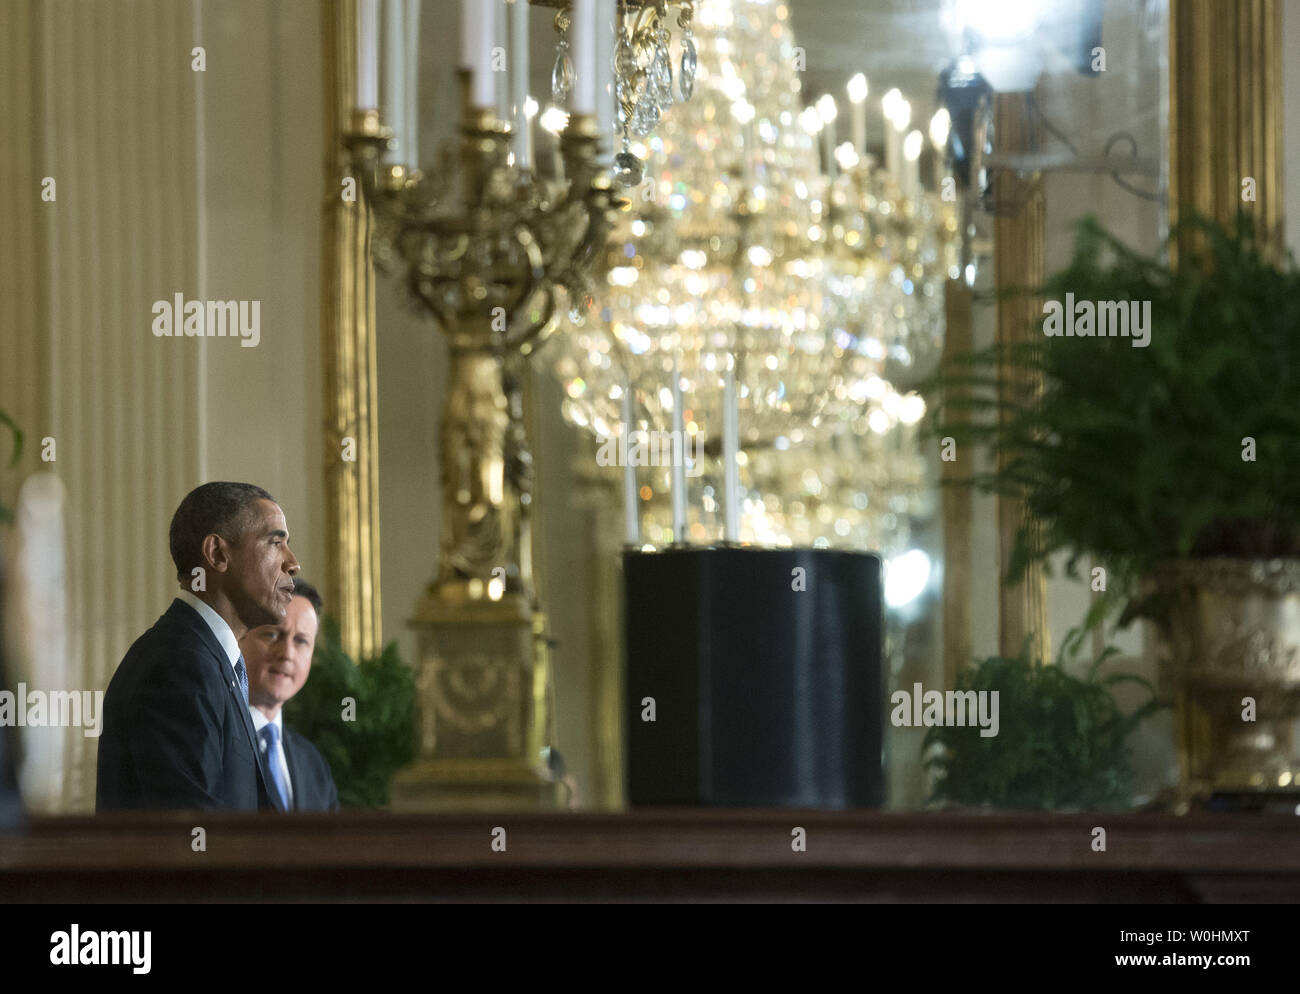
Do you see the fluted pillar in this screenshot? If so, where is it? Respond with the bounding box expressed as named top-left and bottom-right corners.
top-left (323, 0), bottom-right (384, 661)
top-left (992, 92), bottom-right (1051, 665)
top-left (1169, 0), bottom-right (1283, 250)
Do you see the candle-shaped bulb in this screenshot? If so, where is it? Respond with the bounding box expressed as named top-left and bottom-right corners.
top-left (882, 87), bottom-right (914, 131)
top-left (903, 129), bottom-right (924, 162)
top-left (799, 106), bottom-right (824, 135)
top-left (847, 73), bottom-right (868, 157)
top-left (893, 98), bottom-right (912, 132)
top-left (929, 108), bottom-right (951, 150)
top-left (846, 73), bottom-right (868, 105)
top-left (539, 105), bottom-right (569, 134)
top-left (815, 93), bottom-right (838, 124)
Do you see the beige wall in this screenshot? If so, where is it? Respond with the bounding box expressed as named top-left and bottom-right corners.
top-left (197, 0), bottom-right (325, 592)
top-left (1, 0), bottom-right (325, 811)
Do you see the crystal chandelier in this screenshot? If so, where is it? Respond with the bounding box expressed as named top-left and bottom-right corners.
top-left (547, 0), bottom-right (842, 456)
top-left (824, 158), bottom-right (960, 401)
top-left (544, 1), bottom-right (954, 560)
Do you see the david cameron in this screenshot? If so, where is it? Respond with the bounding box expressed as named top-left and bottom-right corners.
top-left (240, 577), bottom-right (339, 812)
top-left (97, 482), bottom-right (300, 811)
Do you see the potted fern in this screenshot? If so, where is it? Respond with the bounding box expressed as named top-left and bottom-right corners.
top-left (924, 626), bottom-right (1160, 811)
top-left (284, 616), bottom-right (417, 808)
top-left (927, 212), bottom-right (1300, 802)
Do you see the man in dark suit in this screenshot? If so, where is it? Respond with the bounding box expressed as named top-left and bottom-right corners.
top-left (96, 482), bottom-right (300, 811)
top-left (239, 577), bottom-right (338, 812)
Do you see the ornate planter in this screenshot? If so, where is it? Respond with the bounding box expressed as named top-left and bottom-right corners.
top-left (1155, 558), bottom-right (1300, 800)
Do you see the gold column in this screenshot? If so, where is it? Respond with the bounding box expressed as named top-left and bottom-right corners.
top-left (569, 449), bottom-right (627, 810)
top-left (992, 92), bottom-right (1050, 665)
top-left (1167, 0), bottom-right (1283, 803)
top-left (940, 278), bottom-right (973, 687)
top-left (322, 0), bottom-right (383, 661)
top-left (1169, 0), bottom-right (1283, 251)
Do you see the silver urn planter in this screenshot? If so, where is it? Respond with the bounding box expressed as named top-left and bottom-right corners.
top-left (1155, 558), bottom-right (1300, 800)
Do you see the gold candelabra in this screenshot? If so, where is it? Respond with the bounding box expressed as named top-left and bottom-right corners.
top-left (343, 74), bottom-right (619, 810)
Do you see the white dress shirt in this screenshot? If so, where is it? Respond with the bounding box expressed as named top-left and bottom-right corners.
top-left (177, 589), bottom-right (242, 673)
top-left (249, 707), bottom-right (294, 809)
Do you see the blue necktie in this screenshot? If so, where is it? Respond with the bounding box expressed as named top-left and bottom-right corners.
top-left (259, 723), bottom-right (290, 811)
top-left (234, 656), bottom-right (249, 706)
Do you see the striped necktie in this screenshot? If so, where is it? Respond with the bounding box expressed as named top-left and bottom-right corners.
top-left (258, 723), bottom-right (290, 811)
top-left (234, 656), bottom-right (249, 706)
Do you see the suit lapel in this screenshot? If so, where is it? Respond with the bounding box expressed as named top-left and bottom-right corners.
top-left (167, 599), bottom-right (286, 812)
top-left (228, 681), bottom-right (286, 812)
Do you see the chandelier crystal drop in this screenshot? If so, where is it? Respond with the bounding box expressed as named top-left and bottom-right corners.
top-left (551, 10), bottom-right (574, 104)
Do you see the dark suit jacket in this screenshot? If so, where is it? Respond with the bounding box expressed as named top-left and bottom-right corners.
top-left (282, 726), bottom-right (340, 812)
top-left (96, 599), bottom-right (286, 812)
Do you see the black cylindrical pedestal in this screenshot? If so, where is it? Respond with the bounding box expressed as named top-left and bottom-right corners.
top-left (624, 547), bottom-right (884, 808)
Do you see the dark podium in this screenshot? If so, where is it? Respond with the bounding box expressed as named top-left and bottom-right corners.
top-left (623, 547), bottom-right (884, 808)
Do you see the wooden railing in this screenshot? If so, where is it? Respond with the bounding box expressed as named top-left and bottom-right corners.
top-left (2, 810), bottom-right (1297, 902)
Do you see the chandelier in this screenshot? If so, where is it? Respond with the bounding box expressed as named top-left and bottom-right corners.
top-left (548, 0), bottom-right (842, 459)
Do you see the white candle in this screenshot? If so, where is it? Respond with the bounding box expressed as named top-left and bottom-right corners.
top-left (405, 0), bottom-right (420, 166)
top-left (902, 129), bottom-right (923, 199)
top-left (383, 0), bottom-right (405, 163)
top-left (571, 0), bottom-right (596, 114)
top-left (539, 105), bottom-right (567, 179)
top-left (881, 88), bottom-right (909, 179)
top-left (511, 0), bottom-right (531, 167)
top-left (525, 96), bottom-right (539, 173)
top-left (847, 73), bottom-right (868, 157)
top-left (622, 380), bottom-right (640, 546)
top-left (495, 0), bottom-right (510, 124)
top-left (671, 363), bottom-right (687, 544)
top-left (815, 93), bottom-right (837, 179)
top-left (594, 0), bottom-right (616, 163)
top-left (723, 358), bottom-right (739, 543)
top-left (928, 108), bottom-right (951, 189)
top-left (462, 0), bottom-right (494, 109)
top-left (356, 0), bottom-right (380, 108)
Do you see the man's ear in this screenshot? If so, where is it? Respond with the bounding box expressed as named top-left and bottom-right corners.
top-left (200, 533), bottom-right (231, 574)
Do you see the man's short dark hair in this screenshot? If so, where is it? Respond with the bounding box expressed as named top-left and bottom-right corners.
top-left (292, 577), bottom-right (323, 616)
top-left (169, 482), bottom-right (277, 583)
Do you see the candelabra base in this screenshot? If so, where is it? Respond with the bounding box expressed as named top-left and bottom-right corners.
top-left (391, 590), bottom-right (559, 812)
top-left (389, 759), bottom-right (562, 813)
